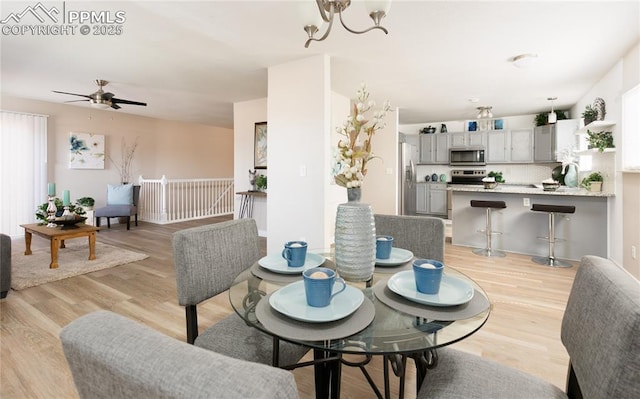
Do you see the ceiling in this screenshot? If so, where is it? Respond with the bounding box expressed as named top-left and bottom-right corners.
top-left (1, 1), bottom-right (638, 129)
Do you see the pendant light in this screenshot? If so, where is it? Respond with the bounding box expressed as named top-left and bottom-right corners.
top-left (548, 97), bottom-right (557, 124)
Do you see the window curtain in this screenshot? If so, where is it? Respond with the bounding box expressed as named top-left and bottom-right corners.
top-left (0, 110), bottom-right (48, 237)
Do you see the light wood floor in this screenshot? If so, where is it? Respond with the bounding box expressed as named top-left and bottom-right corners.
top-left (1, 217), bottom-right (577, 398)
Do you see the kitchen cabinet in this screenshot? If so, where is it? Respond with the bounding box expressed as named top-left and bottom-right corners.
top-left (416, 182), bottom-right (447, 216)
top-left (534, 119), bottom-right (578, 162)
top-left (450, 131), bottom-right (486, 148)
top-left (416, 183), bottom-right (428, 213)
top-left (486, 129), bottom-right (532, 163)
top-left (419, 134), bottom-right (449, 164)
top-left (510, 128), bottom-right (533, 162)
top-left (428, 183), bottom-right (448, 215)
top-left (486, 130), bottom-right (509, 163)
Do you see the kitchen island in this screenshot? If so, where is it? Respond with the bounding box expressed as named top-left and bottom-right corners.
top-left (449, 185), bottom-right (613, 260)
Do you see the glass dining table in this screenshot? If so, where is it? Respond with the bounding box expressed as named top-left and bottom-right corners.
top-left (228, 251), bottom-right (490, 399)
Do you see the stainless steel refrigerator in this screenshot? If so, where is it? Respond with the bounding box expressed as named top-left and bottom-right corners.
top-left (399, 134), bottom-right (419, 215)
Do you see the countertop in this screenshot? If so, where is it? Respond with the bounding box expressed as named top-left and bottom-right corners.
top-left (448, 184), bottom-right (614, 197)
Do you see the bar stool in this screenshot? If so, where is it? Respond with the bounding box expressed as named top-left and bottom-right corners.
top-left (531, 203), bottom-right (576, 268)
top-left (470, 200), bottom-right (506, 257)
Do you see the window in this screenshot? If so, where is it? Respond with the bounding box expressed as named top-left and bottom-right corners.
top-left (622, 84), bottom-right (640, 170)
top-left (0, 111), bottom-right (48, 236)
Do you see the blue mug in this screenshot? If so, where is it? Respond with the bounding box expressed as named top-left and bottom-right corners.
top-left (302, 267), bottom-right (346, 307)
top-left (413, 259), bottom-right (444, 294)
top-left (376, 235), bottom-right (394, 259)
top-left (281, 241), bottom-right (307, 267)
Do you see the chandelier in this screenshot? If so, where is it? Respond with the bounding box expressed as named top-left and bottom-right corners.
top-left (303, 0), bottom-right (392, 48)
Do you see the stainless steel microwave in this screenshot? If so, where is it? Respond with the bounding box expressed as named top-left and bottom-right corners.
top-left (449, 147), bottom-right (486, 166)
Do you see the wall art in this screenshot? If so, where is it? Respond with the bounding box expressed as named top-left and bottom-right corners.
top-left (69, 132), bottom-right (105, 169)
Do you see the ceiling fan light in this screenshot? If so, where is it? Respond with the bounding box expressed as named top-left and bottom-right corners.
top-left (90, 99), bottom-right (111, 109)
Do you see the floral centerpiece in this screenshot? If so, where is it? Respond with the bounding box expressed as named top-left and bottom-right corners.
top-left (36, 198), bottom-right (86, 225)
top-left (333, 83), bottom-right (391, 190)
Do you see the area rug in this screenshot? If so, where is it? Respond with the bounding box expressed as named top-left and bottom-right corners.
top-left (11, 241), bottom-right (149, 290)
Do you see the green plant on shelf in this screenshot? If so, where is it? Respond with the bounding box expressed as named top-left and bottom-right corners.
top-left (586, 130), bottom-right (614, 152)
top-left (582, 105), bottom-right (599, 126)
top-left (534, 110), bottom-right (568, 126)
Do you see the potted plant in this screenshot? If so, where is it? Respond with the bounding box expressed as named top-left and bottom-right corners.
top-left (76, 197), bottom-right (95, 210)
top-left (581, 172), bottom-right (603, 192)
top-left (534, 111), bottom-right (568, 126)
top-left (487, 171), bottom-right (505, 183)
top-left (582, 105), bottom-right (599, 126)
top-left (586, 130), bottom-right (614, 152)
top-left (256, 175), bottom-right (267, 192)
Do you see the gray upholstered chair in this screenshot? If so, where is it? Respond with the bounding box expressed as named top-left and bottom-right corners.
top-left (172, 218), bottom-right (308, 367)
top-left (373, 214), bottom-right (446, 396)
top-left (0, 233), bottom-right (11, 298)
top-left (60, 310), bottom-right (299, 399)
top-left (95, 184), bottom-right (140, 230)
top-left (418, 255), bottom-right (640, 399)
top-left (374, 214), bottom-right (445, 262)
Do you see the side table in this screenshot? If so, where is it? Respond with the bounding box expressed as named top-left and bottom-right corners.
top-left (237, 191), bottom-right (266, 218)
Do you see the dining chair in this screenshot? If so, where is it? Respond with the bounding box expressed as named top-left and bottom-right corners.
top-left (417, 255), bottom-right (640, 399)
top-left (60, 310), bottom-right (299, 399)
top-left (374, 214), bottom-right (445, 261)
top-left (172, 218), bottom-right (308, 367)
top-left (373, 214), bottom-right (446, 397)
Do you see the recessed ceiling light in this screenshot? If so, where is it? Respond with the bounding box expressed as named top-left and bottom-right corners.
top-left (512, 53), bottom-right (538, 68)
top-left (468, 98), bottom-right (480, 103)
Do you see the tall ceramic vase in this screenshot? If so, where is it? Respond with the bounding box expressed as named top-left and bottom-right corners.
top-left (564, 163), bottom-right (578, 188)
top-left (334, 187), bottom-right (376, 282)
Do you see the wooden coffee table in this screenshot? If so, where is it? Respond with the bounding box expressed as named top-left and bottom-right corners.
top-left (20, 223), bottom-right (100, 269)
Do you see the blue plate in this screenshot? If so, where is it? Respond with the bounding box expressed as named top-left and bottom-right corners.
top-left (269, 280), bottom-right (364, 323)
top-left (387, 270), bottom-right (474, 307)
top-left (258, 252), bottom-right (324, 274)
top-left (375, 248), bottom-right (413, 266)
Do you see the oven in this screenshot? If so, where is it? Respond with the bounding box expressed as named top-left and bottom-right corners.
top-left (449, 169), bottom-right (487, 185)
top-left (449, 147), bottom-right (486, 166)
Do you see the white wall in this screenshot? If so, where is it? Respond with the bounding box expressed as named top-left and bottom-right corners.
top-left (570, 41), bottom-right (640, 273)
top-left (570, 61), bottom-right (624, 266)
top-left (267, 55), bottom-right (331, 253)
top-left (361, 107), bottom-right (400, 215)
top-left (233, 97), bottom-right (267, 235)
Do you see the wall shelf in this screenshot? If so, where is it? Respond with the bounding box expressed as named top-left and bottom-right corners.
top-left (576, 120), bottom-right (616, 134)
top-left (576, 148), bottom-right (616, 155)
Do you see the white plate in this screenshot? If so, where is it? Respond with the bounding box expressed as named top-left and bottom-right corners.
top-left (387, 270), bottom-right (474, 307)
top-left (376, 248), bottom-right (414, 266)
top-left (269, 280), bottom-right (364, 323)
top-left (258, 252), bottom-right (325, 274)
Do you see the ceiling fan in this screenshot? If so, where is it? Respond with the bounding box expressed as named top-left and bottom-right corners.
top-left (53, 79), bottom-right (147, 110)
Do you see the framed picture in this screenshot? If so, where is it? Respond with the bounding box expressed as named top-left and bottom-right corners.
top-left (466, 121), bottom-right (478, 132)
top-left (254, 122), bottom-right (267, 169)
top-left (69, 132), bottom-right (105, 169)
top-left (493, 119), bottom-right (505, 130)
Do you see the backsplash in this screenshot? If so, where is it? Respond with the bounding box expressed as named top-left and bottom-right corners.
top-left (416, 163), bottom-right (558, 184)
